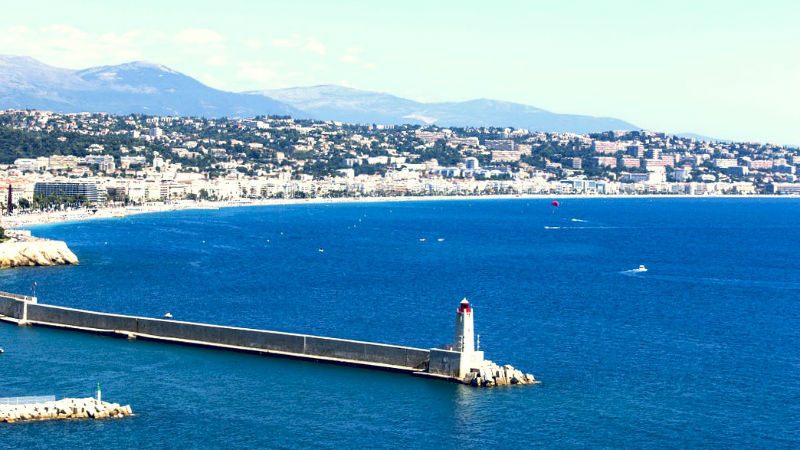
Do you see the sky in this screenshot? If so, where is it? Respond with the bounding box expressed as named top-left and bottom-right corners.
top-left (0, 0), bottom-right (798, 144)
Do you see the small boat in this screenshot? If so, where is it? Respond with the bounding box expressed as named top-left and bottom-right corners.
top-left (318, 248), bottom-right (324, 253)
top-left (164, 312), bottom-right (173, 319)
top-left (419, 238), bottom-right (426, 242)
top-left (635, 265), bottom-right (647, 272)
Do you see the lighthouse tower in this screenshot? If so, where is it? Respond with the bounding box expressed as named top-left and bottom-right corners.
top-left (428, 298), bottom-right (485, 379)
top-left (454, 298), bottom-right (475, 353)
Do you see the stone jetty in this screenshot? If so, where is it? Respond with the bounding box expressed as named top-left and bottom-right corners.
top-left (0, 398), bottom-right (132, 423)
top-left (1, 293), bottom-right (539, 388)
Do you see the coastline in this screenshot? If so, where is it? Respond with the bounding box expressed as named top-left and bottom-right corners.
top-left (4, 193), bottom-right (798, 229)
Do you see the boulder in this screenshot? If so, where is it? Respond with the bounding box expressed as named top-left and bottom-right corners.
top-left (0, 240), bottom-right (79, 268)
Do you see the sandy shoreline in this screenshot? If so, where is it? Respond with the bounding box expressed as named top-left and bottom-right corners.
top-left (2, 193), bottom-right (797, 228)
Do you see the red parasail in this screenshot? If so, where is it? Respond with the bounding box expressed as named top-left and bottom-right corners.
top-left (551, 200), bottom-right (560, 207)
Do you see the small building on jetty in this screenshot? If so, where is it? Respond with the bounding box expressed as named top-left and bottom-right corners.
top-left (0, 293), bottom-right (537, 387)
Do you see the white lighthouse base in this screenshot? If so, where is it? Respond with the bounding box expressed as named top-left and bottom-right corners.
top-left (428, 348), bottom-right (485, 379)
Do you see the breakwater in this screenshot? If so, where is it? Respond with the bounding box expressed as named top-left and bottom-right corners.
top-left (0, 397), bottom-right (132, 423)
top-left (0, 293), bottom-right (537, 386)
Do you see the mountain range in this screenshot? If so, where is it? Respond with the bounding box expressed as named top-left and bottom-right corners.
top-left (0, 55), bottom-right (638, 133)
top-left (0, 55), bottom-right (299, 118)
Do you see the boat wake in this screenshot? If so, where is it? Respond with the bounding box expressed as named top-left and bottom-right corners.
top-left (620, 271), bottom-right (800, 290)
top-left (547, 225), bottom-right (632, 230)
top-left (620, 268), bottom-right (647, 275)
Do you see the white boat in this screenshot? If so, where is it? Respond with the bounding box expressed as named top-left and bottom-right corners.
top-left (635, 265), bottom-right (647, 272)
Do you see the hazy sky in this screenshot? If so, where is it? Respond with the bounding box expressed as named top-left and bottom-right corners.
top-left (1, 1), bottom-right (798, 144)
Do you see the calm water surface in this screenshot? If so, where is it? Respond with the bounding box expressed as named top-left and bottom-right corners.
top-left (0, 198), bottom-right (798, 448)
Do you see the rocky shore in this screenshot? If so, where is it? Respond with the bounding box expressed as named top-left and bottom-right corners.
top-left (466, 360), bottom-right (540, 387)
top-left (0, 397), bottom-right (132, 423)
top-left (0, 232), bottom-right (79, 268)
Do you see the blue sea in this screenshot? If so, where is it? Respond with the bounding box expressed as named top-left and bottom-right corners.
top-left (1, 198), bottom-right (798, 448)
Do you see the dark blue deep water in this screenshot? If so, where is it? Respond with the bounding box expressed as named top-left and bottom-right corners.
top-left (1, 198), bottom-right (798, 448)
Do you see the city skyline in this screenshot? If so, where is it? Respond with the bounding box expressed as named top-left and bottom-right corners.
top-left (1, 0), bottom-right (798, 145)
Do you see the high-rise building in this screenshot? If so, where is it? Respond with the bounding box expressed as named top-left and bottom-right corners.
top-left (464, 157), bottom-right (480, 170)
top-left (627, 144), bottom-right (645, 158)
top-left (593, 141), bottom-right (620, 154)
top-left (594, 156), bottom-right (618, 168)
top-left (485, 139), bottom-right (515, 151)
top-left (621, 156), bottom-right (641, 168)
top-left (672, 168), bottom-right (691, 182)
top-left (34, 182), bottom-right (106, 204)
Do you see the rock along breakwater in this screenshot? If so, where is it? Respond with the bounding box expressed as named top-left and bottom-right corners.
top-left (465, 361), bottom-right (537, 387)
top-left (0, 398), bottom-right (132, 423)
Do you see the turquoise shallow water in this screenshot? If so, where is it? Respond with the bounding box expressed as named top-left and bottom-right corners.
top-left (1, 198), bottom-right (799, 447)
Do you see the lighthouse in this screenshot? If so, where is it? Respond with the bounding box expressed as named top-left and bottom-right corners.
top-left (428, 298), bottom-right (485, 379)
top-left (454, 298), bottom-right (475, 353)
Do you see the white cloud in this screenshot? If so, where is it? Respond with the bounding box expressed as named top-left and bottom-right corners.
top-left (272, 35), bottom-right (326, 55)
top-left (340, 54), bottom-right (360, 64)
top-left (206, 54), bottom-right (228, 66)
top-left (340, 46), bottom-right (367, 64)
top-left (173, 28), bottom-right (225, 45)
top-left (272, 38), bottom-right (298, 48)
top-left (0, 23), bottom-right (377, 95)
top-left (244, 39), bottom-right (262, 49)
top-left (0, 25), bottom-right (162, 68)
top-left (43, 24), bottom-right (88, 40)
top-left (302, 39), bottom-right (326, 55)
top-left (237, 62), bottom-right (277, 83)
top-left (7, 25), bottom-right (30, 34)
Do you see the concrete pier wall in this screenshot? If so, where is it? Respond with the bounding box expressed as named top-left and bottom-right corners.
top-left (0, 295), bottom-right (26, 320)
top-left (27, 303), bottom-right (136, 331)
top-left (0, 294), bottom-right (430, 371)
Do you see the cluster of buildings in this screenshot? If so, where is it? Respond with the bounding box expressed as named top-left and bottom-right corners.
top-left (0, 109), bottom-right (798, 209)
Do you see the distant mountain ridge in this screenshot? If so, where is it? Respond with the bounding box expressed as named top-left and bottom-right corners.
top-left (0, 55), bottom-right (299, 117)
top-left (0, 55), bottom-right (638, 133)
top-left (253, 85), bottom-right (639, 133)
